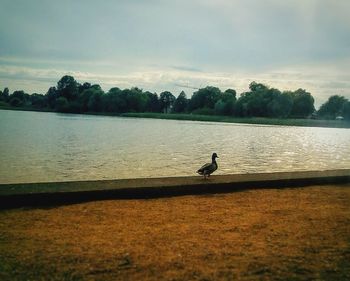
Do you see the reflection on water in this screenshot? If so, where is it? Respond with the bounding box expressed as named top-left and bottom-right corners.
top-left (0, 110), bottom-right (349, 183)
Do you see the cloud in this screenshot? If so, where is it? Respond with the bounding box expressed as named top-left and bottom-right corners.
top-left (1, 59), bottom-right (349, 108)
top-left (0, 0), bottom-right (349, 108)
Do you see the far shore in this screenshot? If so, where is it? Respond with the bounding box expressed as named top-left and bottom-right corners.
top-left (1, 106), bottom-right (349, 128)
top-left (121, 112), bottom-right (350, 128)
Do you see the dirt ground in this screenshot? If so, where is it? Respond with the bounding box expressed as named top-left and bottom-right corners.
top-left (0, 184), bottom-right (349, 281)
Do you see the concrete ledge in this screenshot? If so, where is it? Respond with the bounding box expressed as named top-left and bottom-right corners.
top-left (0, 169), bottom-right (349, 209)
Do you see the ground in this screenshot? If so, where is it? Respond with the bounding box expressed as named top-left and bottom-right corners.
top-left (0, 184), bottom-right (349, 280)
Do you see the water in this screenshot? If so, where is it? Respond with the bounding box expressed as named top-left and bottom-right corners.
top-left (0, 110), bottom-right (349, 184)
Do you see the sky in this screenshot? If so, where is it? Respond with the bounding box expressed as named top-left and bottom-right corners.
top-left (0, 0), bottom-right (349, 107)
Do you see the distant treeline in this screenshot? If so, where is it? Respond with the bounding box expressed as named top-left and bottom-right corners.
top-left (0, 75), bottom-right (349, 120)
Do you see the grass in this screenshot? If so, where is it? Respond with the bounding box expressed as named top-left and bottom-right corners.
top-left (121, 112), bottom-right (350, 128)
top-left (1, 184), bottom-right (349, 280)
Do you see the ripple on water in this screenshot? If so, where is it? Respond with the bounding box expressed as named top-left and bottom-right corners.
top-left (0, 110), bottom-right (349, 183)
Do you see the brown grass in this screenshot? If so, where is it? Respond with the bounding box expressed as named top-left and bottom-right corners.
top-left (1, 184), bottom-right (350, 280)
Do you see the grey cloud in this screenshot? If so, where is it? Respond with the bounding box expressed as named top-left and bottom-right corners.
top-left (0, 0), bottom-right (349, 106)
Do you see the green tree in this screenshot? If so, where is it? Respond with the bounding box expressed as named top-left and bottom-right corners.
top-left (249, 81), bottom-right (268, 92)
top-left (9, 97), bottom-right (22, 107)
top-left (318, 95), bottom-right (348, 119)
top-left (30, 93), bottom-right (47, 108)
top-left (77, 84), bottom-right (104, 112)
top-left (144, 91), bottom-right (160, 112)
top-left (289, 89), bottom-right (315, 118)
top-left (87, 91), bottom-right (103, 112)
top-left (9, 90), bottom-right (29, 107)
top-left (214, 89), bottom-right (236, 115)
top-left (235, 82), bottom-right (270, 117)
top-left (267, 91), bottom-right (293, 118)
top-left (2, 87), bottom-right (9, 102)
top-left (78, 82), bottom-right (92, 93)
top-left (56, 75), bottom-right (79, 101)
top-left (189, 86), bottom-right (222, 112)
top-left (159, 91), bottom-right (176, 113)
top-left (173, 91), bottom-right (188, 113)
top-left (235, 83), bottom-right (294, 118)
top-left (102, 87), bottom-right (128, 113)
top-left (341, 101), bottom-right (350, 120)
top-left (123, 87), bottom-right (148, 112)
top-left (235, 91), bottom-right (264, 117)
top-left (224, 88), bottom-right (237, 99)
top-left (46, 87), bottom-right (58, 109)
top-left (79, 88), bottom-right (94, 112)
top-left (55, 97), bottom-right (69, 112)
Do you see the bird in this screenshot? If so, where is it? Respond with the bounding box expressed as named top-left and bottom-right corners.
top-left (197, 153), bottom-right (219, 179)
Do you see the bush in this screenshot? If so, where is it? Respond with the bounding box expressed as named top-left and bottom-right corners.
top-left (192, 107), bottom-right (215, 115)
top-left (9, 97), bottom-right (22, 107)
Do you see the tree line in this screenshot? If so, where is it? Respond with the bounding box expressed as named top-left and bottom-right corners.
top-left (0, 75), bottom-right (349, 120)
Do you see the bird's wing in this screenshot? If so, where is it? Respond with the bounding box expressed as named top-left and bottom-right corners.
top-left (197, 162), bottom-right (211, 172)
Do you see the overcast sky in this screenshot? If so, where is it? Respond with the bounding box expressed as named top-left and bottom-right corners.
top-left (1, 0), bottom-right (349, 107)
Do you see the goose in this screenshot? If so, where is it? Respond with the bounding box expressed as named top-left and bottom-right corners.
top-left (197, 153), bottom-right (218, 179)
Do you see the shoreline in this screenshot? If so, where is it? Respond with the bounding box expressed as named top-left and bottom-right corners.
top-left (1, 107), bottom-right (349, 128)
top-left (1, 169), bottom-right (349, 209)
top-left (121, 112), bottom-right (350, 128)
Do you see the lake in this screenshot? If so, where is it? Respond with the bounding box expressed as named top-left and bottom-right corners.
top-left (0, 109), bottom-right (349, 184)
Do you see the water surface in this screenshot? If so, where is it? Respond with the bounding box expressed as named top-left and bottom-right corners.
top-left (0, 110), bottom-right (349, 184)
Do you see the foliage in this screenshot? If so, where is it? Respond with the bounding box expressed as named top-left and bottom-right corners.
top-left (1, 75), bottom-right (348, 122)
top-left (341, 101), bottom-right (350, 120)
top-left (289, 89), bottom-right (315, 118)
top-left (215, 89), bottom-right (236, 115)
top-left (159, 91), bottom-right (176, 113)
top-left (189, 86), bottom-right (221, 112)
top-left (318, 95), bottom-right (348, 119)
top-left (0, 87), bottom-right (10, 102)
top-left (173, 91), bottom-right (188, 113)
top-left (55, 97), bottom-right (70, 112)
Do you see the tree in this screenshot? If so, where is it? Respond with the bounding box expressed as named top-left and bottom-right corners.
top-left (214, 89), bottom-right (236, 115)
top-left (123, 87), bottom-right (148, 112)
top-left (341, 101), bottom-right (350, 120)
top-left (159, 91), bottom-right (175, 113)
top-left (9, 90), bottom-right (28, 107)
top-left (318, 95), bottom-right (348, 119)
top-left (173, 91), bottom-right (188, 113)
top-left (234, 83), bottom-right (295, 118)
top-left (224, 89), bottom-right (237, 99)
top-left (189, 86), bottom-right (222, 112)
top-left (46, 87), bottom-right (58, 109)
top-left (30, 93), bottom-right (47, 108)
top-left (2, 87), bottom-right (9, 102)
top-left (79, 82), bottom-right (92, 93)
top-left (249, 81), bottom-right (268, 92)
top-left (78, 85), bottom-right (104, 112)
top-left (290, 89), bottom-right (315, 118)
top-left (102, 87), bottom-right (128, 113)
top-left (9, 97), bottom-right (22, 107)
top-left (268, 92), bottom-right (293, 118)
top-left (145, 91), bottom-right (160, 112)
top-left (56, 75), bottom-right (79, 101)
top-left (235, 90), bottom-right (264, 117)
top-left (87, 91), bottom-right (103, 112)
top-left (55, 97), bottom-right (69, 112)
